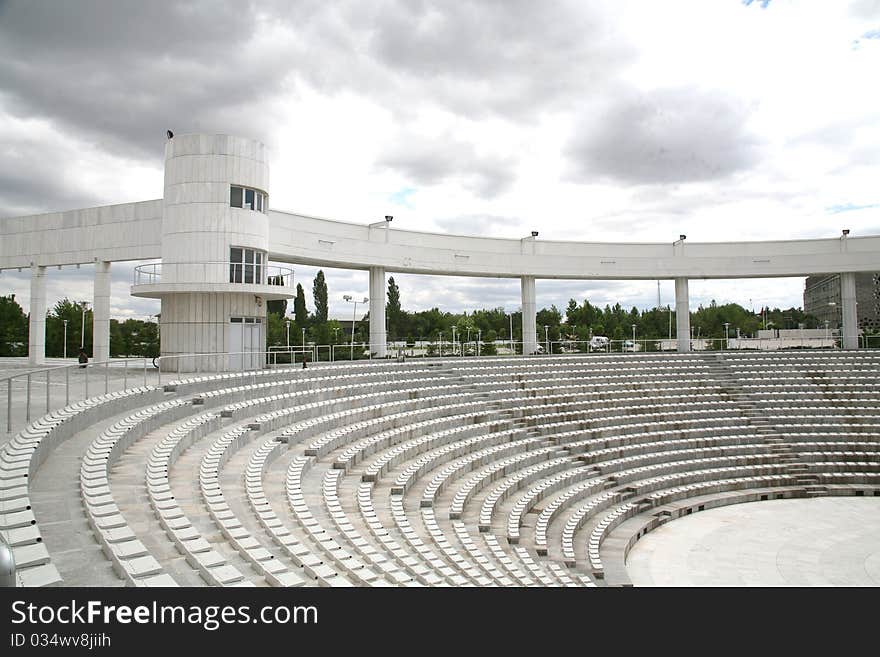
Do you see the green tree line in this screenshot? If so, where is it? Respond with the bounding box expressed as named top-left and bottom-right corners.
top-left (0, 295), bottom-right (158, 358)
top-left (0, 284), bottom-right (829, 360)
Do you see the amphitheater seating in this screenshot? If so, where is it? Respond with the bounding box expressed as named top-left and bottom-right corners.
top-left (5, 350), bottom-right (880, 587)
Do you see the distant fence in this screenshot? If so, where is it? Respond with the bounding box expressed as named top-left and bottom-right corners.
top-left (4, 335), bottom-right (877, 435)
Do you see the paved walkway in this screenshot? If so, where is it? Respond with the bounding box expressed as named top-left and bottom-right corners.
top-left (625, 497), bottom-right (880, 586)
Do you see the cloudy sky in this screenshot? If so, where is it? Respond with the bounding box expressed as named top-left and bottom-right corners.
top-left (1, 0), bottom-right (879, 321)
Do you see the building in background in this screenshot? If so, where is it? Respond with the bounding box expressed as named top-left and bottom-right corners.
top-left (804, 272), bottom-right (880, 332)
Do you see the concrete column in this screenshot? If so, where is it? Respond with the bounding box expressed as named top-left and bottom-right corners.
top-left (521, 275), bottom-right (537, 355)
top-left (369, 266), bottom-right (387, 358)
top-left (840, 272), bottom-right (858, 349)
top-left (93, 260), bottom-right (111, 362)
top-left (28, 265), bottom-right (47, 366)
top-left (675, 277), bottom-right (691, 353)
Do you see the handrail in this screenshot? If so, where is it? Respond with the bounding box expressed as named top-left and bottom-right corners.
top-left (5, 337), bottom-right (872, 435)
top-left (2, 356), bottom-right (155, 434)
top-left (132, 261), bottom-right (294, 286)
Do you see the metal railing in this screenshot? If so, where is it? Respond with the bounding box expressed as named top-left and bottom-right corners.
top-left (2, 356), bottom-right (156, 434)
top-left (132, 262), bottom-right (294, 287)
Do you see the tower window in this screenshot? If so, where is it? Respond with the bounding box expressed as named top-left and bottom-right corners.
top-left (230, 185), bottom-right (267, 213)
top-left (229, 247), bottom-right (265, 284)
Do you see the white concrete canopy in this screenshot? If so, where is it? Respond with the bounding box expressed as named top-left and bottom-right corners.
top-left (3, 133), bottom-right (880, 366)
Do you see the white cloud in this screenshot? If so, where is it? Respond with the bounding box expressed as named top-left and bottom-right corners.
top-left (2, 0), bottom-right (879, 320)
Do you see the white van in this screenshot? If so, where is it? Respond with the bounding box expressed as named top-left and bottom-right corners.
top-left (589, 336), bottom-right (610, 351)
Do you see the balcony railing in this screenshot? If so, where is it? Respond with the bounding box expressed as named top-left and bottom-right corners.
top-left (133, 262), bottom-right (294, 287)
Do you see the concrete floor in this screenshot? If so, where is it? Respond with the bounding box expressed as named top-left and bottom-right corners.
top-left (625, 497), bottom-right (880, 586)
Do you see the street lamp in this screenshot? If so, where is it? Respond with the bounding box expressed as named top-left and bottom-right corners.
top-left (723, 322), bottom-right (730, 350)
top-left (302, 327), bottom-right (306, 349)
top-left (368, 216), bottom-right (393, 242)
top-left (63, 319), bottom-right (68, 359)
top-left (477, 329), bottom-right (481, 357)
top-left (544, 325), bottom-right (549, 354)
top-left (343, 295), bottom-right (368, 361)
top-left (631, 324), bottom-right (636, 350)
top-left (80, 301), bottom-right (89, 350)
top-left (451, 326), bottom-right (457, 356)
top-left (509, 312), bottom-right (513, 354)
top-left (285, 320), bottom-right (290, 349)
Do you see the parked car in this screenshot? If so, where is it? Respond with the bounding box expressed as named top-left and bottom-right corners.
top-left (589, 336), bottom-right (610, 351)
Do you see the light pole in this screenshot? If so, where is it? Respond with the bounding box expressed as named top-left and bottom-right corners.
top-left (544, 325), bottom-right (549, 354)
top-left (632, 324), bottom-right (636, 351)
top-left (302, 327), bottom-right (306, 349)
top-left (285, 320), bottom-right (290, 349)
top-left (509, 312), bottom-right (513, 354)
top-left (723, 322), bottom-right (730, 350)
top-left (343, 295), bottom-right (368, 361)
top-left (63, 319), bottom-right (68, 359)
top-left (451, 326), bottom-right (457, 356)
top-left (80, 301), bottom-right (89, 350)
top-left (477, 329), bottom-right (481, 357)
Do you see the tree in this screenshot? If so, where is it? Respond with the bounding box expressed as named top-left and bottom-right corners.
top-left (266, 313), bottom-right (288, 348)
top-left (266, 275), bottom-right (287, 317)
top-left (108, 318), bottom-right (158, 357)
top-left (0, 295), bottom-right (27, 356)
top-left (294, 283), bottom-right (308, 327)
top-left (386, 276), bottom-right (402, 341)
top-left (312, 270), bottom-right (328, 324)
top-left (45, 299), bottom-right (90, 357)
top-left (480, 328), bottom-right (497, 355)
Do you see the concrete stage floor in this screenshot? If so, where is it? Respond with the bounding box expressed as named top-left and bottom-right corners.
top-left (625, 497), bottom-right (880, 586)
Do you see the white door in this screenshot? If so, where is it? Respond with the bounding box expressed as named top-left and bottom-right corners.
top-left (229, 317), bottom-right (264, 371)
top-left (228, 319), bottom-right (243, 370)
top-left (246, 321), bottom-right (260, 369)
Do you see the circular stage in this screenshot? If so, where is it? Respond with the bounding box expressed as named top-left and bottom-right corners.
top-left (625, 497), bottom-right (880, 586)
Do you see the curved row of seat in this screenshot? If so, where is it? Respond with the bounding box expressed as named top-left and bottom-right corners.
top-left (8, 350), bottom-right (880, 586)
top-left (2, 385), bottom-right (162, 586)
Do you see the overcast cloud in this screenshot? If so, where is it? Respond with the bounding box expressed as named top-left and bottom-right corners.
top-left (1, 0), bottom-right (878, 319)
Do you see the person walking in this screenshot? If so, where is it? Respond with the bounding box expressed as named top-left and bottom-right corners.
top-left (78, 349), bottom-right (89, 368)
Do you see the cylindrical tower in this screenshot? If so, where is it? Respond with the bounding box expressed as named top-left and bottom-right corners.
top-left (133, 134), bottom-right (293, 371)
